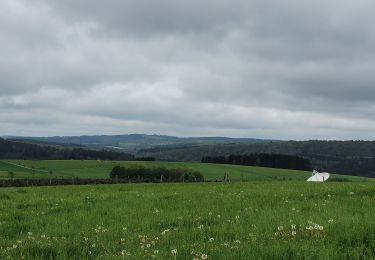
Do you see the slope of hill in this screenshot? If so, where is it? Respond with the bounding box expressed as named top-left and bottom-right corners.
top-left (0, 159), bottom-right (370, 182)
top-left (5, 135), bottom-right (375, 178)
top-left (140, 140), bottom-right (375, 158)
top-left (8, 134), bottom-right (272, 152)
top-left (0, 138), bottom-right (134, 160)
top-left (6, 138), bottom-right (84, 148)
top-left (138, 140), bottom-right (375, 178)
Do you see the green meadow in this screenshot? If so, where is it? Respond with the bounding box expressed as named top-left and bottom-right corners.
top-left (0, 160), bottom-right (374, 259)
top-left (0, 182), bottom-right (375, 259)
top-left (0, 160), bottom-right (370, 182)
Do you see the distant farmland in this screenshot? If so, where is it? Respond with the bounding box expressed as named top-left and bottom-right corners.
top-left (0, 160), bottom-right (371, 182)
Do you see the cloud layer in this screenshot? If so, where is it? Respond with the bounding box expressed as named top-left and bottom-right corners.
top-left (1, 0), bottom-right (375, 139)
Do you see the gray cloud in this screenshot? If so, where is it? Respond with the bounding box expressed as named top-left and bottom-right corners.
top-left (1, 0), bottom-right (375, 139)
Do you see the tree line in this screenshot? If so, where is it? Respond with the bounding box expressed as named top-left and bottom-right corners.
top-left (110, 166), bottom-right (204, 182)
top-left (202, 153), bottom-right (311, 171)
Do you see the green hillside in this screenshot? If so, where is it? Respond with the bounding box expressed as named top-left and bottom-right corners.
top-left (0, 160), bottom-right (370, 182)
top-left (139, 141), bottom-right (375, 178)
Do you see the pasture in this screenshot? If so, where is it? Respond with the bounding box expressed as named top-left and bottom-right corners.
top-left (0, 160), bottom-right (374, 259)
top-left (0, 160), bottom-right (370, 182)
top-left (0, 182), bottom-right (375, 259)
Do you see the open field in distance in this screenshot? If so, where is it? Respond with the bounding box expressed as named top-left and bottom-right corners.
top-left (0, 160), bottom-right (371, 182)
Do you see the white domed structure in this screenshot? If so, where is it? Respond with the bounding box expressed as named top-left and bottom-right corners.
top-left (307, 170), bottom-right (330, 182)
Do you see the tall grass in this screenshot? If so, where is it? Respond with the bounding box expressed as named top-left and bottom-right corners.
top-left (0, 182), bottom-right (374, 259)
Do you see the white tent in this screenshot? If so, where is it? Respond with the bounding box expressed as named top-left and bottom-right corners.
top-left (307, 170), bottom-right (330, 182)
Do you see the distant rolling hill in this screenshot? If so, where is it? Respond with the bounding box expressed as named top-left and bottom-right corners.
top-left (6, 135), bottom-right (375, 178)
top-left (7, 134), bottom-right (273, 153)
top-left (6, 138), bottom-right (84, 148)
top-left (0, 138), bottom-right (134, 161)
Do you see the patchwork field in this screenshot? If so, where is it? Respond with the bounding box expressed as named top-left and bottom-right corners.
top-left (0, 182), bottom-right (375, 259)
top-left (0, 160), bottom-right (370, 182)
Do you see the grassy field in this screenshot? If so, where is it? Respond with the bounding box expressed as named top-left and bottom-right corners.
top-left (0, 160), bottom-right (370, 182)
top-left (0, 182), bottom-right (375, 259)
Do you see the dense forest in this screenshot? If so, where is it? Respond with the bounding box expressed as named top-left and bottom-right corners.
top-left (202, 154), bottom-right (311, 171)
top-left (0, 138), bottom-right (134, 160)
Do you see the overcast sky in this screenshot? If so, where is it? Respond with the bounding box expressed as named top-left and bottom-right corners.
top-left (1, 0), bottom-right (375, 139)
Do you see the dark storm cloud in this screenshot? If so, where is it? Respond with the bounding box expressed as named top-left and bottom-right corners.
top-left (1, 0), bottom-right (375, 139)
top-left (37, 0), bottom-right (249, 36)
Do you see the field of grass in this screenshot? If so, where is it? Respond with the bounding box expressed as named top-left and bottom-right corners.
top-left (0, 160), bottom-right (370, 182)
top-left (0, 182), bottom-right (375, 259)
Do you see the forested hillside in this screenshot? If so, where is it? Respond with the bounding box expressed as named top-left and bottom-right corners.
top-left (4, 136), bottom-right (375, 178)
top-left (0, 138), bottom-right (134, 160)
top-left (202, 154), bottom-right (311, 171)
top-left (139, 140), bottom-right (375, 177)
top-left (10, 134), bottom-right (271, 152)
